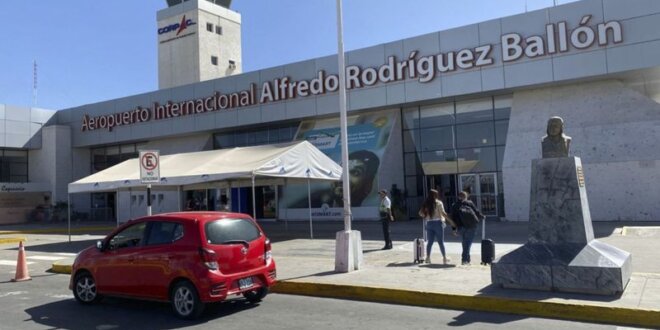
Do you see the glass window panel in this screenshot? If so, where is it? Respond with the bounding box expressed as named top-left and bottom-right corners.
top-left (420, 103), bottom-right (454, 127)
top-left (494, 95), bottom-right (512, 120)
top-left (106, 146), bottom-right (120, 155)
top-left (456, 97), bottom-right (493, 123)
top-left (402, 130), bottom-right (419, 152)
top-left (10, 175), bottom-right (28, 183)
top-left (4, 150), bottom-right (27, 163)
top-left (93, 162), bottom-right (107, 172)
top-left (403, 106), bottom-right (419, 130)
top-left (405, 175), bottom-right (422, 198)
top-left (106, 146), bottom-right (120, 166)
top-left (121, 144), bottom-right (136, 154)
top-left (495, 120), bottom-right (509, 145)
top-left (404, 152), bottom-right (420, 176)
top-left (456, 147), bottom-right (497, 173)
top-left (421, 150), bottom-right (457, 175)
top-left (419, 126), bottom-right (454, 151)
top-left (254, 130), bottom-right (268, 144)
top-left (456, 122), bottom-right (495, 148)
top-left (234, 132), bottom-right (248, 147)
top-left (9, 163), bottom-right (27, 175)
top-left (214, 133), bottom-right (234, 149)
top-left (135, 143), bottom-right (148, 151)
top-left (497, 146), bottom-right (505, 171)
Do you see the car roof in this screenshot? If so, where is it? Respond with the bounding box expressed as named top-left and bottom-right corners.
top-left (130, 211), bottom-right (253, 224)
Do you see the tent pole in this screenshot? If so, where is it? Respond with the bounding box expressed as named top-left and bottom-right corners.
top-left (68, 193), bottom-right (71, 243)
top-left (251, 175), bottom-right (257, 220)
top-left (178, 186), bottom-right (182, 212)
top-left (284, 178), bottom-right (288, 232)
top-left (308, 178), bottom-right (313, 239)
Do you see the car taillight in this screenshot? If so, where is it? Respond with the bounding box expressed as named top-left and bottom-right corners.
top-left (264, 238), bottom-right (272, 265)
top-left (199, 247), bottom-right (219, 270)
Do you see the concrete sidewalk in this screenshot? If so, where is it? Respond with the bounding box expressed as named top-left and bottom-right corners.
top-left (6, 220), bottom-right (660, 328)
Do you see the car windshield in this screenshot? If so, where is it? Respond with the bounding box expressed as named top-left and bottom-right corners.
top-left (205, 218), bottom-right (261, 244)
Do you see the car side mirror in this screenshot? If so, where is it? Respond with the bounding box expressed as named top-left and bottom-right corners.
top-left (96, 240), bottom-right (105, 251)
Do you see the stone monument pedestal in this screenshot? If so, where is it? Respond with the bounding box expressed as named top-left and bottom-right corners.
top-left (491, 157), bottom-right (631, 295)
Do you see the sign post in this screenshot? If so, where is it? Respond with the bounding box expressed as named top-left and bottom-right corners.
top-left (139, 150), bottom-right (160, 216)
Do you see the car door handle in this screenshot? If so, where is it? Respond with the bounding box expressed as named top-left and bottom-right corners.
top-left (127, 257), bottom-right (135, 263)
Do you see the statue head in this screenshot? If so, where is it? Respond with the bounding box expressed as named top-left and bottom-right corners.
top-left (546, 116), bottom-right (564, 138)
top-left (542, 116), bottom-right (571, 158)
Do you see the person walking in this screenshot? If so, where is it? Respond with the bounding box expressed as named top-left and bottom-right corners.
top-left (378, 189), bottom-right (394, 250)
top-left (450, 191), bottom-right (485, 265)
top-left (418, 189), bottom-right (455, 264)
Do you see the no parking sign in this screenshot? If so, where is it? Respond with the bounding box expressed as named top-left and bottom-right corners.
top-left (139, 150), bottom-right (160, 184)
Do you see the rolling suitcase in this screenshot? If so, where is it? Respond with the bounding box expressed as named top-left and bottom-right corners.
top-left (480, 217), bottom-right (495, 265)
top-left (413, 220), bottom-right (427, 264)
top-left (413, 237), bottom-right (426, 263)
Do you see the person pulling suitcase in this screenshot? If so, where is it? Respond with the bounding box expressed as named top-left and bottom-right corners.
top-left (450, 191), bottom-right (485, 266)
top-left (418, 189), bottom-right (455, 264)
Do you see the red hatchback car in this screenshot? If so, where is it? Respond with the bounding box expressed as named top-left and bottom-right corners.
top-left (70, 212), bottom-right (277, 319)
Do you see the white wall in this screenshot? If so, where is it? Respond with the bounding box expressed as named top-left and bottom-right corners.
top-left (503, 80), bottom-right (660, 221)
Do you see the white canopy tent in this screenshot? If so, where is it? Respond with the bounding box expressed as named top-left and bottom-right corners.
top-left (66, 141), bottom-right (343, 240)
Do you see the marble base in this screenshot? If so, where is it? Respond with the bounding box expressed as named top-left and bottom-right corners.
top-left (491, 240), bottom-right (632, 295)
top-left (492, 157), bottom-right (632, 295)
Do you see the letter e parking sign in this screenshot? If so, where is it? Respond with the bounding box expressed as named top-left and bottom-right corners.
top-left (140, 150), bottom-right (160, 184)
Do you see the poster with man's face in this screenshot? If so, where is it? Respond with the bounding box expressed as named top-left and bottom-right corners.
top-left (282, 111), bottom-right (395, 210)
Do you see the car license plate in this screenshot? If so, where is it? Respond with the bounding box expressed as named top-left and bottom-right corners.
top-left (238, 277), bottom-right (253, 290)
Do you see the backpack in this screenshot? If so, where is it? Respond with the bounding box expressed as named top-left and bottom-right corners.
top-left (458, 203), bottom-right (480, 228)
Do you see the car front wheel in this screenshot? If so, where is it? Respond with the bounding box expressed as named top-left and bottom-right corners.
top-left (171, 281), bottom-right (205, 320)
top-left (243, 287), bottom-right (268, 303)
top-left (73, 272), bottom-right (101, 304)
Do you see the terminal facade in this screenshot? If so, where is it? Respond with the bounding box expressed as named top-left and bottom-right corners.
top-left (1, 0), bottom-right (659, 224)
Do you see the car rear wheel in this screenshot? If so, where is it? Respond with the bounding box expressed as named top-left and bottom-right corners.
top-left (171, 281), bottom-right (205, 320)
top-left (73, 272), bottom-right (101, 304)
top-left (243, 287), bottom-right (268, 303)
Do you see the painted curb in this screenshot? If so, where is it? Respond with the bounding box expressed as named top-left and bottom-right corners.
top-left (50, 261), bottom-right (72, 275)
top-left (0, 237), bottom-right (26, 245)
top-left (0, 226), bottom-right (114, 236)
top-left (271, 281), bottom-right (660, 328)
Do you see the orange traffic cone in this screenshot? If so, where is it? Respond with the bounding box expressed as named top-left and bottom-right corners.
top-left (11, 241), bottom-right (31, 282)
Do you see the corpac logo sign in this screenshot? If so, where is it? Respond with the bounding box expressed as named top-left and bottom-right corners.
top-left (158, 15), bottom-right (196, 36)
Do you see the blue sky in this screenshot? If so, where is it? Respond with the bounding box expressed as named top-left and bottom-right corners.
top-left (0, 0), bottom-right (576, 110)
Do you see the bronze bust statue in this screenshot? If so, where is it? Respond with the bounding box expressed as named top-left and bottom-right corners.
top-left (542, 116), bottom-right (571, 158)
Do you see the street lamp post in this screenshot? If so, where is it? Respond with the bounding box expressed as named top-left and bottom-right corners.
top-left (334, 0), bottom-right (363, 273)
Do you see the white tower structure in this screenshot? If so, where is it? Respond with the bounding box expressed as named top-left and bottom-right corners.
top-left (158, 0), bottom-right (242, 89)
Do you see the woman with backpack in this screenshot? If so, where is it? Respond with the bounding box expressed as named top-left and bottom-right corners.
top-left (418, 189), bottom-right (456, 264)
top-left (450, 191), bottom-right (485, 265)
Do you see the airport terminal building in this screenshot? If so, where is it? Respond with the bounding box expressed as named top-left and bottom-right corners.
top-left (1, 0), bottom-right (659, 224)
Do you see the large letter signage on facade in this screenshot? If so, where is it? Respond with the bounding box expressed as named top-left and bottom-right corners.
top-left (82, 15), bottom-right (623, 133)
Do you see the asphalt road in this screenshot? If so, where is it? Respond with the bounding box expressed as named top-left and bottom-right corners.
top-left (0, 269), bottom-right (644, 330)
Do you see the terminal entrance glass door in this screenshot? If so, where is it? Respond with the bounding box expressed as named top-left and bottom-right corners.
top-left (458, 173), bottom-right (497, 216)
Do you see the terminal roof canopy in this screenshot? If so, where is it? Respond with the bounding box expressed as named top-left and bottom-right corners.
top-left (68, 141), bottom-right (342, 194)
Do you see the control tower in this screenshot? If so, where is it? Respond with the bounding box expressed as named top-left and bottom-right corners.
top-left (158, 0), bottom-right (241, 89)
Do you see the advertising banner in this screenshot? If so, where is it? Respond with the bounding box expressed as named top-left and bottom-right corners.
top-left (282, 110), bottom-right (395, 215)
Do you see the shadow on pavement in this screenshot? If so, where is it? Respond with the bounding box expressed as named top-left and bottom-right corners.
top-left (419, 264), bottom-right (456, 269)
top-left (23, 239), bottom-right (99, 254)
top-left (284, 271), bottom-right (338, 281)
top-left (447, 310), bottom-right (527, 327)
top-left (24, 296), bottom-right (260, 330)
